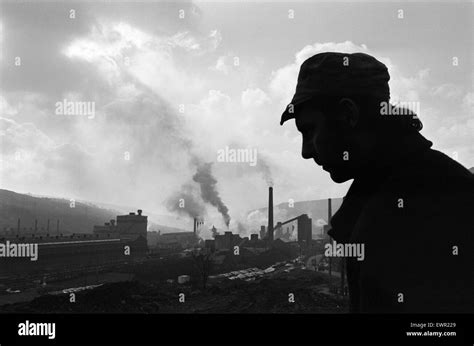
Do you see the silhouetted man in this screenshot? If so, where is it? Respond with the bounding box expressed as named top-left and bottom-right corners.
top-left (280, 52), bottom-right (473, 313)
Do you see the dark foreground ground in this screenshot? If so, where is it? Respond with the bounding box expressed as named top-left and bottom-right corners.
top-left (0, 269), bottom-right (348, 313)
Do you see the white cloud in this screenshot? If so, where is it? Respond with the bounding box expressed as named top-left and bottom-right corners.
top-left (431, 83), bottom-right (464, 100)
top-left (210, 55), bottom-right (231, 74)
top-left (168, 31), bottom-right (201, 51)
top-left (462, 92), bottom-right (474, 111)
top-left (0, 95), bottom-right (18, 116)
top-left (388, 67), bottom-right (430, 102)
top-left (207, 29), bottom-right (222, 51)
top-left (199, 89), bottom-right (232, 111)
top-left (241, 88), bottom-right (271, 109)
top-left (167, 29), bottom-right (221, 54)
top-left (64, 22), bottom-right (207, 103)
top-left (0, 20), bottom-right (3, 62)
top-left (0, 117), bottom-right (54, 153)
top-left (0, 117), bottom-right (55, 192)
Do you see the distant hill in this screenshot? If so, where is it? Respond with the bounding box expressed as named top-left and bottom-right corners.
top-left (0, 189), bottom-right (187, 236)
top-left (0, 189), bottom-right (120, 235)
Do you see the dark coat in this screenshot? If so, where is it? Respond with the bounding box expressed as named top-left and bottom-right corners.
top-left (328, 132), bottom-right (474, 313)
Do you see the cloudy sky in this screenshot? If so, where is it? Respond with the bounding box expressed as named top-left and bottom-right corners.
top-left (0, 1), bottom-right (472, 232)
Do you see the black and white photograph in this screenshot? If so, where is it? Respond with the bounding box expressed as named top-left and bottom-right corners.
top-left (0, 0), bottom-right (473, 344)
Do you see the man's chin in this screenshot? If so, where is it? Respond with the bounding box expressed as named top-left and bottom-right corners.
top-left (328, 170), bottom-right (352, 183)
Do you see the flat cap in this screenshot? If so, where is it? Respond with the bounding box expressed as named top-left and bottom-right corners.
top-left (280, 52), bottom-right (390, 125)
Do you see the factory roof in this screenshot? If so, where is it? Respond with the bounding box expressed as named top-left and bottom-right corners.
top-left (160, 232), bottom-right (196, 237)
top-left (38, 238), bottom-right (122, 246)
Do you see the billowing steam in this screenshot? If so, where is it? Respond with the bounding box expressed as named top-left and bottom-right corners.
top-left (257, 157), bottom-right (273, 187)
top-left (236, 221), bottom-right (246, 234)
top-left (193, 162), bottom-right (231, 227)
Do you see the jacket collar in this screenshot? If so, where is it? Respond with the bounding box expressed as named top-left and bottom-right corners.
top-left (328, 132), bottom-right (432, 243)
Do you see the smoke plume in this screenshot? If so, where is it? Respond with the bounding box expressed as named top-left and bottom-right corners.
top-left (193, 162), bottom-right (231, 227)
top-left (165, 183), bottom-right (206, 219)
top-left (211, 225), bottom-right (219, 238)
top-left (257, 157), bottom-right (273, 187)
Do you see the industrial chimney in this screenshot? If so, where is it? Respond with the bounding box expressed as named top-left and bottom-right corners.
top-left (193, 218), bottom-right (197, 235)
top-left (268, 187), bottom-right (274, 241)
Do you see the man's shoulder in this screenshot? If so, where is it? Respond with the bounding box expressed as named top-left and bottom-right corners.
top-left (353, 149), bottom-right (473, 238)
top-left (382, 148), bottom-right (473, 195)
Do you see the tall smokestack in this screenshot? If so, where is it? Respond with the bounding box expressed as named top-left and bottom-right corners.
top-left (193, 218), bottom-right (197, 235)
top-left (268, 187), bottom-right (274, 241)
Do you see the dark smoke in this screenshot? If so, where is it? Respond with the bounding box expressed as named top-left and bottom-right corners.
top-left (193, 162), bottom-right (231, 227)
top-left (166, 183), bottom-right (206, 219)
top-left (211, 225), bottom-right (219, 238)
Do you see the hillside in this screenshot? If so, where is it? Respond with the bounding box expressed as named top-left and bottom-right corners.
top-left (0, 189), bottom-right (119, 235)
top-left (0, 189), bottom-right (187, 236)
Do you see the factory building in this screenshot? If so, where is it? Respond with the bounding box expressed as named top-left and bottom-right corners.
top-left (204, 239), bottom-right (216, 252)
top-left (214, 231), bottom-right (247, 251)
top-left (273, 214), bottom-right (312, 244)
top-left (0, 210), bottom-right (148, 278)
top-left (155, 218), bottom-right (200, 250)
top-left (261, 187), bottom-right (313, 245)
top-left (203, 230), bottom-right (250, 251)
top-left (156, 232), bottom-right (197, 249)
top-left (246, 233), bottom-right (266, 248)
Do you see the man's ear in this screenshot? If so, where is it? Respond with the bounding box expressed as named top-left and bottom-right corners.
top-left (337, 98), bottom-right (359, 129)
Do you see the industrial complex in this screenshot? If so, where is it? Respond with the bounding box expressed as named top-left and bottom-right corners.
top-left (0, 210), bottom-right (148, 278)
top-left (0, 185), bottom-right (342, 310)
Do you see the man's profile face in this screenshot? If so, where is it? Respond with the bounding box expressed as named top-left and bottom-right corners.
top-left (295, 101), bottom-right (357, 183)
